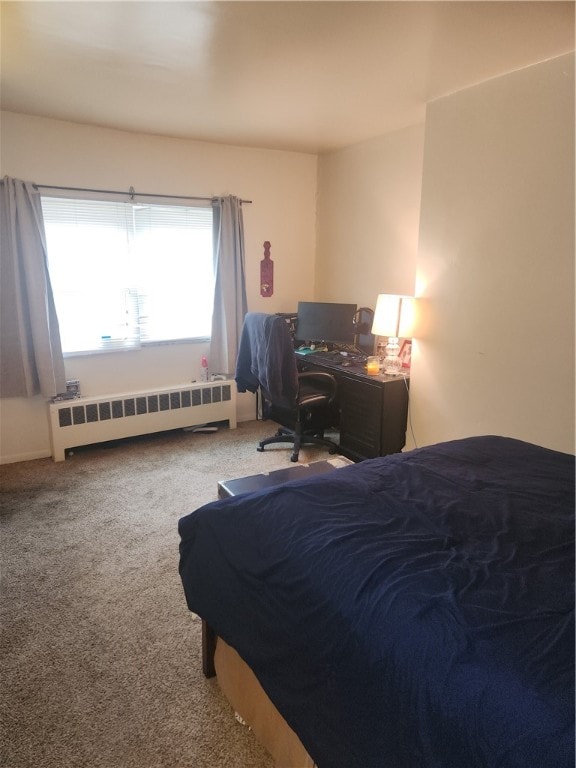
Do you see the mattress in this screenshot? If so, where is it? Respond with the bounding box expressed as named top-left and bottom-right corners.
top-left (179, 436), bottom-right (575, 768)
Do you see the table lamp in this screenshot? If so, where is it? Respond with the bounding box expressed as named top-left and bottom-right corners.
top-left (371, 294), bottom-right (415, 375)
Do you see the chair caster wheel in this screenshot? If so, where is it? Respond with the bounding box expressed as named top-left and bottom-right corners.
top-left (257, 446), bottom-right (264, 452)
top-left (290, 455), bottom-right (299, 462)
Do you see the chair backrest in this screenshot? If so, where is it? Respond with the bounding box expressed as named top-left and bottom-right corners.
top-left (235, 313), bottom-right (299, 409)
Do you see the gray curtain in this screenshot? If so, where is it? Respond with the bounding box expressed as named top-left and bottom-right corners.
top-left (0, 177), bottom-right (66, 398)
top-left (209, 196), bottom-right (248, 375)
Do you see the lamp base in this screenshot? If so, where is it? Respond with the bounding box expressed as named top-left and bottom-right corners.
top-left (383, 337), bottom-right (402, 376)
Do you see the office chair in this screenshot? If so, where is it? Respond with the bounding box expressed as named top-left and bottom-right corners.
top-left (235, 312), bottom-right (340, 462)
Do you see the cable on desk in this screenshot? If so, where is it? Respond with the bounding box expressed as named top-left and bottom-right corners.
top-left (401, 372), bottom-right (418, 449)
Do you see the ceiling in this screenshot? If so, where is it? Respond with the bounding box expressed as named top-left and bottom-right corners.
top-left (1, 1), bottom-right (574, 154)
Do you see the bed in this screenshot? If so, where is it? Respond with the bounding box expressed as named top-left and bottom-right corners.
top-left (178, 436), bottom-right (575, 768)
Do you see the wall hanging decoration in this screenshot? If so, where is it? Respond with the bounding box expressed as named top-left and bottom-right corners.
top-left (260, 241), bottom-right (274, 297)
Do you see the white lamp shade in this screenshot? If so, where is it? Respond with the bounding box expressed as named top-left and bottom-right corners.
top-left (371, 294), bottom-right (415, 338)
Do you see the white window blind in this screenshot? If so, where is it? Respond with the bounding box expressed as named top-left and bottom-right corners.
top-left (41, 196), bottom-right (214, 355)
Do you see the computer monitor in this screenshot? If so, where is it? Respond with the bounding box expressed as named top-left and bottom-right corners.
top-left (295, 301), bottom-right (357, 346)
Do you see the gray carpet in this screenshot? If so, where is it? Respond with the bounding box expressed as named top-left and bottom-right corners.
top-left (0, 420), bottom-right (335, 768)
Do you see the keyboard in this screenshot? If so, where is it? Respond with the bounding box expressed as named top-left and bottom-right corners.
top-left (313, 351), bottom-right (343, 361)
top-left (308, 351), bottom-right (366, 366)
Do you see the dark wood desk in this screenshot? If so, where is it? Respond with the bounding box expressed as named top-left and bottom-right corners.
top-left (296, 352), bottom-right (409, 462)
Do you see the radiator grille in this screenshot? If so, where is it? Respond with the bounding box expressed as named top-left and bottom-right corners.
top-left (49, 382), bottom-right (236, 461)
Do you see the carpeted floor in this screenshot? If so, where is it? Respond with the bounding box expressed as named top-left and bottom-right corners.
top-left (0, 420), bottom-right (336, 768)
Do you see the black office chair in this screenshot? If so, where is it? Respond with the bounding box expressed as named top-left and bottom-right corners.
top-left (235, 312), bottom-right (340, 462)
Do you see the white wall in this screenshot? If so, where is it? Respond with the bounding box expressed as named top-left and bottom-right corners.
top-left (316, 124), bottom-right (425, 307)
top-left (412, 53), bottom-right (575, 454)
top-left (0, 112), bottom-right (318, 462)
top-left (3, 52), bottom-right (574, 462)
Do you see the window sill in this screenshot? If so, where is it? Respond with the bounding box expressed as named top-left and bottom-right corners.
top-left (63, 337), bottom-right (210, 358)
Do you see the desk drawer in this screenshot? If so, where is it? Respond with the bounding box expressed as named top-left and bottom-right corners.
top-left (338, 375), bottom-right (382, 459)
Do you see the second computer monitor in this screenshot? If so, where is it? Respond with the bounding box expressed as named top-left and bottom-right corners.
top-left (296, 301), bottom-right (357, 346)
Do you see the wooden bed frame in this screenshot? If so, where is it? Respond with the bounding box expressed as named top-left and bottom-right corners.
top-left (204, 620), bottom-right (314, 767)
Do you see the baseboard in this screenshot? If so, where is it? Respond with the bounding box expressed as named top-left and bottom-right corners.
top-left (3, 415), bottom-right (255, 464)
top-left (1, 449), bottom-right (52, 465)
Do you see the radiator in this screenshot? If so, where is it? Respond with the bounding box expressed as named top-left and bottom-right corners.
top-left (48, 381), bottom-right (237, 462)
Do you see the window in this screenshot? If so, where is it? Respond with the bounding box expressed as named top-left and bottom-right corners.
top-left (41, 196), bottom-right (214, 355)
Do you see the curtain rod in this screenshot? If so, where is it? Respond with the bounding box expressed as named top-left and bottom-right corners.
top-left (35, 183), bottom-right (252, 204)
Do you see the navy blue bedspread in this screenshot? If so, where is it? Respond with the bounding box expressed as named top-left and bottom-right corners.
top-left (178, 436), bottom-right (575, 768)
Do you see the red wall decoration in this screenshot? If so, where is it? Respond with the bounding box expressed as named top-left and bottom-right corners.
top-left (260, 241), bottom-right (274, 297)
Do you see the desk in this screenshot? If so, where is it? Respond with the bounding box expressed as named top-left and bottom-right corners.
top-left (296, 352), bottom-right (409, 462)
